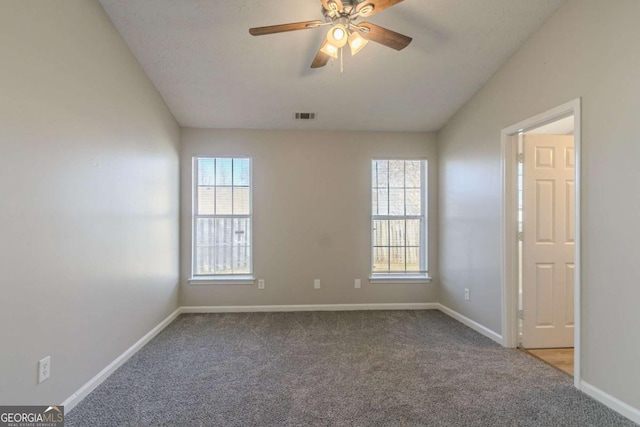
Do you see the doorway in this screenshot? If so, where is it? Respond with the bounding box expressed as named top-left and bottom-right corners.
top-left (518, 119), bottom-right (575, 374)
top-left (501, 99), bottom-right (581, 388)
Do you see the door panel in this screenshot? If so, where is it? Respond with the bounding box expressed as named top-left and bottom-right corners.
top-left (522, 134), bottom-right (575, 348)
top-left (535, 263), bottom-right (554, 326)
top-left (535, 180), bottom-right (555, 243)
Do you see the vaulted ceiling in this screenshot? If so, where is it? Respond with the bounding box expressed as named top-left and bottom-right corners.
top-left (99, 0), bottom-right (565, 131)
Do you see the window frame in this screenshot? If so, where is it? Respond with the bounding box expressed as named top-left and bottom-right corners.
top-left (189, 156), bottom-right (254, 285)
top-left (370, 158), bottom-right (431, 283)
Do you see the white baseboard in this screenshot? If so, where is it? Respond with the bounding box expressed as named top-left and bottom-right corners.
top-left (580, 381), bottom-right (640, 424)
top-left (62, 308), bottom-right (181, 413)
top-left (181, 303), bottom-right (440, 313)
top-left (436, 304), bottom-right (503, 345)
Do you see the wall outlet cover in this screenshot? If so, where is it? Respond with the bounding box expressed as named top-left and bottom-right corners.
top-left (38, 356), bottom-right (50, 383)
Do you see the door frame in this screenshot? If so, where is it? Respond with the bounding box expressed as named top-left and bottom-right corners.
top-left (500, 98), bottom-right (581, 389)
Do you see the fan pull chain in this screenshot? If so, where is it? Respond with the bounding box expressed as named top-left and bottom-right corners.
top-left (340, 47), bottom-right (344, 75)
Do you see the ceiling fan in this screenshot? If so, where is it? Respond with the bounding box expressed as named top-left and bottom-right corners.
top-left (249, 0), bottom-right (412, 69)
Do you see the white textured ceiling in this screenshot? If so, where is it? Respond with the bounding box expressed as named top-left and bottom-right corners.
top-left (98, 0), bottom-right (565, 131)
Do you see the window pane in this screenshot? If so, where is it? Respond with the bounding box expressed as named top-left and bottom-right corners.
top-left (233, 218), bottom-right (251, 245)
top-left (215, 244), bottom-right (233, 275)
top-left (389, 189), bottom-right (404, 215)
top-left (196, 218), bottom-right (217, 274)
top-left (406, 247), bottom-right (420, 272)
top-left (373, 247), bottom-right (389, 272)
top-left (373, 220), bottom-right (389, 247)
top-left (233, 158), bottom-right (250, 186)
top-left (215, 158), bottom-right (233, 186)
top-left (375, 160), bottom-right (388, 188)
top-left (195, 245), bottom-right (212, 275)
top-left (372, 189), bottom-right (378, 216)
top-left (377, 189), bottom-right (388, 215)
top-left (389, 160), bottom-right (404, 187)
top-left (215, 187), bottom-right (232, 215)
top-left (197, 158), bottom-right (215, 185)
top-left (389, 220), bottom-right (406, 247)
top-left (405, 161), bottom-right (421, 187)
top-left (405, 189), bottom-right (421, 215)
top-left (233, 247), bottom-right (251, 274)
top-left (406, 219), bottom-right (421, 247)
top-left (196, 218), bottom-right (211, 247)
top-left (233, 187), bottom-right (250, 215)
top-left (389, 247), bottom-right (406, 271)
top-left (197, 186), bottom-right (215, 215)
top-left (233, 218), bottom-right (251, 273)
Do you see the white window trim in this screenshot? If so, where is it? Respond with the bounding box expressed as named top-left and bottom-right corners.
top-left (370, 158), bottom-right (429, 281)
top-left (369, 274), bottom-right (432, 284)
top-left (188, 276), bottom-right (255, 286)
top-left (190, 156), bottom-right (254, 284)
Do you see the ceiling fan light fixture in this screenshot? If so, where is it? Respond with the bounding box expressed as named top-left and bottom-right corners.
top-left (320, 40), bottom-right (339, 59)
top-left (327, 24), bottom-right (348, 48)
top-left (348, 31), bottom-right (368, 56)
top-left (248, 0), bottom-right (412, 71)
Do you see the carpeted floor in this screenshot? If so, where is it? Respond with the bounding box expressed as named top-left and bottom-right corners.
top-left (66, 310), bottom-right (636, 426)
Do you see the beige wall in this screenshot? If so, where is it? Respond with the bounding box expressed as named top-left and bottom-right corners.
top-left (0, 1), bottom-right (180, 405)
top-left (438, 0), bottom-right (640, 410)
top-left (181, 129), bottom-right (438, 306)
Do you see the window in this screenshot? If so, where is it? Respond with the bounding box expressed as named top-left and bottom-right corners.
top-left (371, 159), bottom-right (428, 280)
top-left (192, 157), bottom-right (252, 281)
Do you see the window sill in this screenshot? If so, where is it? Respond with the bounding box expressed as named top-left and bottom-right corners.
top-left (188, 276), bottom-right (255, 286)
top-left (369, 274), bottom-right (432, 284)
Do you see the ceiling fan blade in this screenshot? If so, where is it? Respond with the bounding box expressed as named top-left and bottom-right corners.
top-left (311, 41), bottom-right (331, 68)
top-left (249, 20), bottom-right (324, 36)
top-left (357, 22), bottom-right (412, 51)
top-left (321, 0), bottom-right (344, 12)
top-left (356, 0), bottom-right (404, 17)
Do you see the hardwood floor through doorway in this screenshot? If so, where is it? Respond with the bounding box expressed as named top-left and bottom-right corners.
top-left (525, 348), bottom-right (574, 375)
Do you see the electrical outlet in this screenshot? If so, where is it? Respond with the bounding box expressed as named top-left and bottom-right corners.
top-left (258, 279), bottom-right (265, 290)
top-left (354, 279), bottom-right (361, 289)
top-left (464, 288), bottom-right (470, 301)
top-left (314, 279), bottom-right (321, 289)
top-left (38, 356), bottom-right (50, 383)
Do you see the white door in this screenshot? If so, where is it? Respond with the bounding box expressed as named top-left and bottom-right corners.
top-left (522, 134), bottom-right (575, 349)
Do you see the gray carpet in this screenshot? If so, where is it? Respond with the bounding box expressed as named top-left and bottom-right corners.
top-left (67, 310), bottom-right (636, 426)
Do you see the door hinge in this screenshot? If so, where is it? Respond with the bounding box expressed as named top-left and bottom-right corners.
top-left (517, 231), bottom-right (524, 242)
top-left (518, 310), bottom-right (525, 320)
top-left (517, 153), bottom-right (524, 163)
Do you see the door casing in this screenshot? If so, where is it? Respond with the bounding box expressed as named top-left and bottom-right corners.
top-left (500, 98), bottom-right (581, 389)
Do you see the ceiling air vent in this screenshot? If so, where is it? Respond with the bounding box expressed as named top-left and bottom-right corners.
top-left (294, 112), bottom-right (316, 120)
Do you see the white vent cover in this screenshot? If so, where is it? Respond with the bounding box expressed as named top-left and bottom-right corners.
top-left (294, 112), bottom-right (316, 120)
